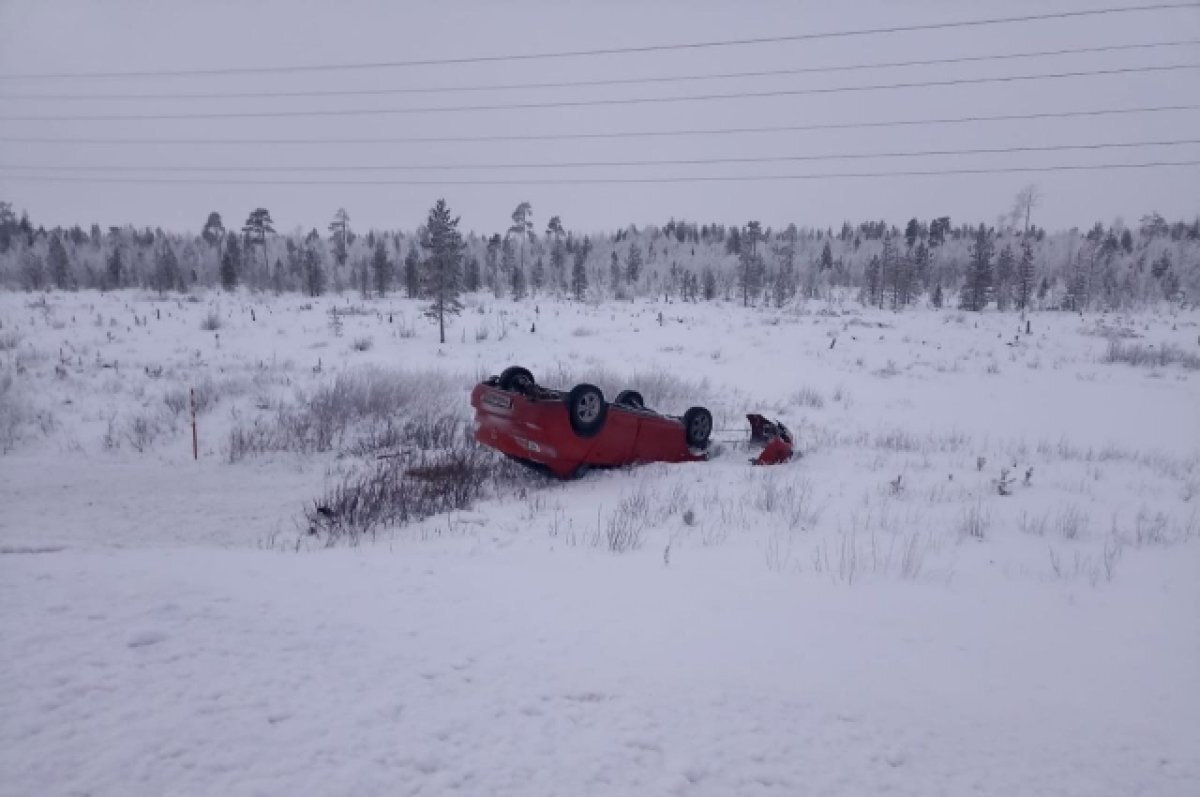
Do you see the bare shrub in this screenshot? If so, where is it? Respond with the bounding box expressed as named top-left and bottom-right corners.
top-left (122, 412), bottom-right (168, 453)
top-left (603, 490), bottom-right (649, 553)
top-left (1055, 505), bottom-right (1087, 540)
top-left (0, 330), bottom-right (20, 352)
top-left (304, 442), bottom-right (501, 545)
top-left (200, 311), bottom-right (222, 331)
top-left (1103, 339), bottom-right (1200, 370)
top-left (351, 336), bottom-right (373, 352)
top-left (958, 502), bottom-right (991, 540)
top-left (163, 379), bottom-right (219, 417)
top-left (0, 368), bottom-right (54, 454)
top-left (227, 368), bottom-right (462, 460)
top-left (790, 387), bottom-right (825, 409)
top-left (1017, 510), bottom-right (1048, 537)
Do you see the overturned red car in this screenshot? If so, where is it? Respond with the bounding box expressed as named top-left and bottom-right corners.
top-left (470, 366), bottom-right (793, 478)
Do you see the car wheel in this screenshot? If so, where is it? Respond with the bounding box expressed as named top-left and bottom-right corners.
top-left (614, 390), bottom-right (645, 410)
top-left (498, 366), bottom-right (535, 394)
top-left (683, 406), bottom-right (713, 449)
top-left (566, 384), bottom-right (607, 438)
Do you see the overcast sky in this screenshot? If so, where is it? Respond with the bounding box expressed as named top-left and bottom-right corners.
top-left (0, 0), bottom-right (1197, 236)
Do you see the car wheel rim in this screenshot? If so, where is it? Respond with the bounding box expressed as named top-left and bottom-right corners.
top-left (577, 394), bottom-right (601, 423)
top-left (690, 415), bottom-right (711, 440)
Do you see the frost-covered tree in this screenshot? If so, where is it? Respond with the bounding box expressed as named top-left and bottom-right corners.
top-left (531, 255), bottom-right (545, 293)
top-left (702, 267), bottom-right (717, 300)
top-left (48, 233), bottom-right (71, 289)
top-left (106, 245), bottom-right (123, 290)
top-left (1011, 185), bottom-right (1043, 233)
top-left (625, 243), bottom-right (643, 286)
top-left (960, 224), bottom-right (994, 311)
top-left (1016, 239), bottom-right (1036, 311)
top-left (371, 239), bottom-right (391, 297)
top-left (329, 208), bottom-right (351, 269)
top-left (152, 241), bottom-right (179, 295)
top-left (464, 254), bottom-right (481, 292)
top-left (220, 231), bottom-right (241, 291)
top-left (994, 244), bottom-right (1015, 311)
top-left (507, 201), bottom-right (534, 277)
top-left (863, 254), bottom-right (882, 307)
top-left (738, 221), bottom-right (763, 306)
top-left (303, 240), bottom-right (325, 297)
top-left (571, 237), bottom-right (590, 301)
top-left (242, 208), bottom-right (274, 288)
top-left (420, 199), bottom-right (465, 344)
top-left (201, 211), bottom-right (225, 275)
top-left (403, 240), bottom-right (420, 299)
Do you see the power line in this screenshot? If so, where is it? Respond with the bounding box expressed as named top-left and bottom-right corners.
top-left (5, 139), bottom-right (1197, 173)
top-left (4, 40), bottom-right (1196, 101)
top-left (1, 2), bottom-right (1193, 80)
top-left (2, 104), bottom-right (1195, 146)
top-left (1, 64), bottom-right (1195, 121)
top-left (2, 161), bottom-right (1197, 185)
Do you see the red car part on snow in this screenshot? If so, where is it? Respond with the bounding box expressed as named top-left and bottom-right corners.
top-left (470, 373), bottom-right (710, 479)
top-left (470, 368), bottom-right (794, 477)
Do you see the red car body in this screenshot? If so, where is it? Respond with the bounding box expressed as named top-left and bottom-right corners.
top-left (470, 379), bottom-right (707, 479)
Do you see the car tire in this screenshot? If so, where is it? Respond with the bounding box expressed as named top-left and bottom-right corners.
top-left (683, 406), bottom-right (713, 449)
top-left (566, 384), bottom-right (607, 438)
top-left (498, 366), bottom-right (535, 394)
top-left (614, 390), bottom-right (645, 410)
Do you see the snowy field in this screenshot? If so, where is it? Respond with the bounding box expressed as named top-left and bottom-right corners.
top-left (2, 289), bottom-right (1199, 796)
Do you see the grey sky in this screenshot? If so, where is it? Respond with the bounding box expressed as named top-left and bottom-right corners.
top-left (1, 0), bottom-right (1197, 235)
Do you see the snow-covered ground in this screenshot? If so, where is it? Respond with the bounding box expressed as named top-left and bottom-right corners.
top-left (2, 289), bottom-right (1198, 796)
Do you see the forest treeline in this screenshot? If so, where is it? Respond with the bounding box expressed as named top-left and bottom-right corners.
top-left (1, 195), bottom-right (1196, 313)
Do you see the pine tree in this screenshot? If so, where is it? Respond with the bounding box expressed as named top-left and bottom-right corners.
top-left (864, 255), bottom-right (882, 307)
top-left (932, 284), bottom-right (944, 308)
top-left (738, 221), bottom-right (763, 306)
top-left (609, 251), bottom-right (623, 294)
top-left (153, 242), bottom-right (179, 295)
top-left (106, 246), bottom-right (123, 289)
top-left (420, 199), bottom-right (465, 344)
top-left (994, 244), bottom-right (1015, 311)
top-left (464, 255), bottom-right (481, 292)
top-left (960, 224), bottom-right (994, 311)
top-left (485, 234), bottom-right (501, 296)
top-left (819, 240), bottom-right (834, 271)
top-left (625, 243), bottom-right (643, 286)
top-left (329, 208), bottom-right (351, 270)
top-left (508, 202), bottom-right (534, 278)
top-left (403, 241), bottom-right (420, 298)
top-left (531, 256), bottom-right (545, 293)
top-left (571, 238), bottom-right (589, 301)
top-left (510, 261), bottom-right (526, 300)
top-left (201, 212), bottom-right (224, 272)
top-left (371, 240), bottom-right (391, 297)
top-left (881, 235), bottom-right (898, 309)
top-left (500, 236), bottom-right (517, 291)
top-left (241, 208), bottom-right (274, 288)
top-left (220, 248), bottom-right (237, 291)
top-left (700, 268), bottom-right (715, 303)
top-left (1016, 239), bottom-right (1036, 311)
top-left (48, 234), bottom-right (71, 289)
top-left (546, 215), bottom-right (567, 293)
top-left (220, 232), bottom-right (241, 291)
top-left (304, 243), bottom-right (325, 297)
